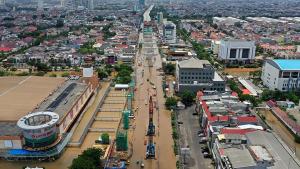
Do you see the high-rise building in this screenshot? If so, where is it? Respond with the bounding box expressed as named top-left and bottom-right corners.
top-left (37, 0), bottom-right (43, 11)
top-left (163, 21), bottom-right (176, 44)
top-left (157, 12), bottom-right (163, 24)
top-left (60, 0), bottom-right (65, 7)
top-left (139, 0), bottom-right (145, 10)
top-left (87, 0), bottom-right (94, 10)
top-left (0, 0), bottom-right (6, 5)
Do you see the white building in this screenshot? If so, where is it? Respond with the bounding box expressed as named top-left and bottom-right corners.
top-left (213, 17), bottom-right (247, 26)
top-left (163, 21), bottom-right (176, 44)
top-left (218, 39), bottom-right (256, 63)
top-left (261, 59), bottom-right (300, 91)
top-left (211, 40), bottom-right (220, 55)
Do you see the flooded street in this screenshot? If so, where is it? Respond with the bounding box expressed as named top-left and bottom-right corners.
top-left (129, 22), bottom-right (176, 168)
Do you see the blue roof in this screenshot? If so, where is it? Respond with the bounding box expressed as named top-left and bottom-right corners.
top-left (273, 59), bottom-right (300, 70)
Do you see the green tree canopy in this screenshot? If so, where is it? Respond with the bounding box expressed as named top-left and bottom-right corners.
top-left (165, 97), bottom-right (177, 110)
top-left (180, 90), bottom-right (194, 106)
top-left (101, 133), bottom-right (110, 144)
top-left (69, 148), bottom-right (104, 169)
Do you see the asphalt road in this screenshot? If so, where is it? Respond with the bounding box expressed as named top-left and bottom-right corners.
top-left (178, 105), bottom-right (213, 169)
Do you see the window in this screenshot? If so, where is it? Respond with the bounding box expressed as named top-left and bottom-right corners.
top-left (292, 72), bottom-right (299, 78)
top-left (242, 48), bottom-right (250, 58)
top-left (4, 140), bottom-right (13, 148)
top-left (283, 72), bottom-right (290, 78)
top-left (230, 49), bottom-right (237, 58)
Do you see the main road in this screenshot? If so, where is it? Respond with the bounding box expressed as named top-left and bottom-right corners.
top-left (129, 5), bottom-right (176, 169)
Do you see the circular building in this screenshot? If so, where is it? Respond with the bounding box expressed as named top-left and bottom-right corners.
top-left (17, 112), bottom-right (59, 148)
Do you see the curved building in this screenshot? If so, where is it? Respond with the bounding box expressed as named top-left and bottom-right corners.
top-left (17, 112), bottom-right (59, 148)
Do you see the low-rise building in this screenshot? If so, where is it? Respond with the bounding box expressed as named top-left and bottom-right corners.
top-left (218, 39), bottom-right (256, 63)
top-left (261, 59), bottom-right (300, 91)
top-left (212, 130), bottom-right (300, 169)
top-left (175, 57), bottom-right (225, 93)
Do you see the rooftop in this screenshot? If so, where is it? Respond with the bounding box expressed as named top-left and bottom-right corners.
top-left (246, 130), bottom-right (300, 169)
top-left (223, 145), bottom-right (256, 168)
top-left (0, 76), bottom-right (65, 121)
top-left (34, 80), bottom-right (88, 124)
top-left (178, 57), bottom-right (211, 69)
top-left (273, 59), bottom-right (300, 70)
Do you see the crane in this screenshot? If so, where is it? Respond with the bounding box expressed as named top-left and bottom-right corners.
top-left (146, 96), bottom-right (155, 159)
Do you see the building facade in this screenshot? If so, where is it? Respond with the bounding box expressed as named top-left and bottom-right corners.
top-left (261, 59), bottom-right (300, 91)
top-left (218, 39), bottom-right (256, 63)
top-left (176, 57), bottom-right (225, 93)
top-left (163, 21), bottom-right (176, 44)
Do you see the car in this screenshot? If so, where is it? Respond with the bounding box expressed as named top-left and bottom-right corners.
top-left (202, 148), bottom-right (209, 153)
top-left (203, 152), bottom-right (212, 158)
top-left (201, 146), bottom-right (209, 151)
top-left (178, 121), bottom-right (183, 124)
top-left (198, 133), bottom-right (205, 137)
top-left (199, 137), bottom-right (207, 144)
top-left (197, 130), bottom-right (203, 134)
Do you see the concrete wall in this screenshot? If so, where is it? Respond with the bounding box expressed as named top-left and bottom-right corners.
top-left (59, 85), bottom-right (94, 134)
top-left (261, 61), bottom-right (280, 90)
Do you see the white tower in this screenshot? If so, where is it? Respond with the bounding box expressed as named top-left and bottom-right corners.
top-left (0, 0), bottom-right (6, 5)
top-left (88, 0), bottom-right (94, 10)
top-left (37, 0), bottom-right (43, 11)
top-left (60, 0), bottom-right (65, 7)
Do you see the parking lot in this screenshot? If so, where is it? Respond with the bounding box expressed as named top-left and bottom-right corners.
top-left (178, 105), bottom-right (213, 169)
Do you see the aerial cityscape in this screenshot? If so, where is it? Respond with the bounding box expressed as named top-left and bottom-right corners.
top-left (0, 0), bottom-right (300, 169)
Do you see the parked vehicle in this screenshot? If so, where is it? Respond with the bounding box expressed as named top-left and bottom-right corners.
top-left (203, 152), bottom-right (212, 158)
top-left (198, 133), bottom-right (205, 137)
top-left (197, 130), bottom-right (203, 134)
top-left (199, 137), bottom-right (207, 144)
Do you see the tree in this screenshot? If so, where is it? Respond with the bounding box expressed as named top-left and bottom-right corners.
top-left (101, 133), bottom-right (110, 144)
top-left (69, 148), bottom-right (104, 169)
top-left (165, 97), bottom-right (177, 110)
top-left (180, 90), bottom-right (194, 106)
top-left (34, 71), bottom-right (46, 76)
top-left (61, 72), bottom-right (70, 77)
top-left (164, 63), bottom-right (175, 75)
top-left (97, 69), bottom-right (108, 79)
top-left (49, 73), bottom-right (57, 77)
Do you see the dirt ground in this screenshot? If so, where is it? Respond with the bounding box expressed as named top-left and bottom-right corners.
top-left (224, 68), bottom-right (260, 77)
top-left (0, 76), bottom-right (65, 121)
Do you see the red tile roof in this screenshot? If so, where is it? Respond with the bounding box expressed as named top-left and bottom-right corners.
top-left (202, 101), bottom-right (230, 122)
top-left (237, 116), bottom-right (257, 123)
top-left (221, 128), bottom-right (256, 135)
top-left (0, 47), bottom-right (12, 52)
top-left (242, 89), bottom-right (251, 95)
